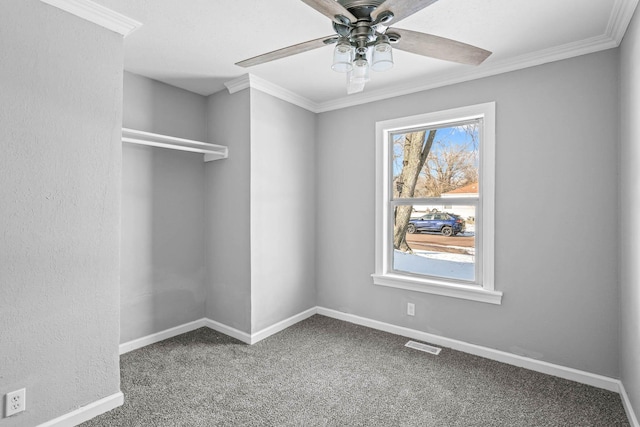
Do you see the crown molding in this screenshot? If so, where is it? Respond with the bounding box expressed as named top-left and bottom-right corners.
top-left (316, 32), bottom-right (621, 112)
top-left (608, 0), bottom-right (639, 43)
top-left (224, 74), bottom-right (251, 94)
top-left (40, 0), bottom-right (141, 37)
top-left (248, 75), bottom-right (319, 112)
top-left (225, 74), bottom-right (319, 112)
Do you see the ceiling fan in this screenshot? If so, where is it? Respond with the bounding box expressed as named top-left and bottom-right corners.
top-left (236, 0), bottom-right (492, 94)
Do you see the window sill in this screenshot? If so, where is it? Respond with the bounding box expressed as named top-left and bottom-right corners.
top-left (371, 273), bottom-right (502, 305)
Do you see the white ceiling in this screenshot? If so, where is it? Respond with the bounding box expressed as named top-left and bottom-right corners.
top-left (92, 0), bottom-right (637, 111)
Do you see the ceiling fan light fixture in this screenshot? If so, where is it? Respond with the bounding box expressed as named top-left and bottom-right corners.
top-left (237, 0), bottom-right (492, 96)
top-left (371, 36), bottom-right (394, 72)
top-left (331, 38), bottom-right (355, 72)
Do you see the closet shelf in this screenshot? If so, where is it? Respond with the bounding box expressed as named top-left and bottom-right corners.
top-left (122, 128), bottom-right (228, 162)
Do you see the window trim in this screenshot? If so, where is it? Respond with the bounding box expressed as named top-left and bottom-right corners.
top-left (372, 102), bottom-right (502, 305)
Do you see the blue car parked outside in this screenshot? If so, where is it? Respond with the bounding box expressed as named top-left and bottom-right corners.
top-left (407, 212), bottom-right (465, 237)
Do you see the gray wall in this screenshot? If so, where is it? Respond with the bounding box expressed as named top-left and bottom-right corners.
top-left (203, 88), bottom-right (317, 334)
top-left (316, 50), bottom-right (620, 378)
top-left (205, 89), bottom-right (252, 333)
top-left (250, 90), bottom-right (317, 333)
top-left (120, 73), bottom-right (207, 343)
top-left (124, 72), bottom-right (207, 141)
top-left (620, 7), bottom-right (640, 419)
top-left (0, 0), bottom-right (123, 424)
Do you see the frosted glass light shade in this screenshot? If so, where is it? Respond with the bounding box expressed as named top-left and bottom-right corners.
top-left (346, 57), bottom-right (369, 94)
top-left (332, 41), bottom-right (354, 73)
top-left (346, 70), bottom-right (366, 94)
top-left (372, 41), bottom-right (393, 72)
top-left (351, 57), bottom-right (370, 83)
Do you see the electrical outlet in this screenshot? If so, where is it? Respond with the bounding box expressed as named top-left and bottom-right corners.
top-left (5, 388), bottom-right (26, 417)
top-left (407, 302), bottom-right (415, 316)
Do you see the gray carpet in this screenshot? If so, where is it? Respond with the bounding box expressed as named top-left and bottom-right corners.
top-left (82, 315), bottom-right (629, 426)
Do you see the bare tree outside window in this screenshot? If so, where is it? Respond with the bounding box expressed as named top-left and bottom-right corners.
top-left (392, 122), bottom-right (479, 254)
top-left (392, 129), bottom-right (436, 252)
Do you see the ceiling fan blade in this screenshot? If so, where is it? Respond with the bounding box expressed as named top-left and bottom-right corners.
top-left (372, 0), bottom-right (438, 25)
top-left (390, 28), bottom-right (491, 65)
top-left (236, 36), bottom-right (336, 68)
top-left (300, 0), bottom-right (357, 24)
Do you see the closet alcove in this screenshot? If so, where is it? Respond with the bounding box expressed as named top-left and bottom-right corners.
top-left (120, 113), bottom-right (228, 345)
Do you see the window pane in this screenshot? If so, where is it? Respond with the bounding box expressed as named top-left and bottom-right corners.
top-left (392, 205), bottom-right (476, 282)
top-left (392, 122), bottom-right (479, 199)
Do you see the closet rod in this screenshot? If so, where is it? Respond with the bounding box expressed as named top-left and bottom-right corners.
top-left (122, 128), bottom-right (228, 162)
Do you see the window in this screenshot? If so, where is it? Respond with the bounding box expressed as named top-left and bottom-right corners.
top-left (372, 102), bottom-right (501, 304)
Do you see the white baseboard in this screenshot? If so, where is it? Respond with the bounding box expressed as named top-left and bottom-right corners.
top-left (119, 318), bottom-right (208, 355)
top-left (116, 307), bottom-right (633, 419)
top-left (619, 382), bottom-right (640, 427)
top-left (250, 307), bottom-right (317, 344)
top-left (38, 391), bottom-right (123, 427)
top-left (204, 318), bottom-right (252, 344)
top-left (46, 308), bottom-right (632, 426)
top-left (118, 309), bottom-right (317, 349)
top-left (203, 308), bottom-right (318, 344)
top-left (316, 307), bottom-right (621, 393)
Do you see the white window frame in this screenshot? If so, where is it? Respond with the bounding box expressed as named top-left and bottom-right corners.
top-left (372, 102), bottom-right (502, 305)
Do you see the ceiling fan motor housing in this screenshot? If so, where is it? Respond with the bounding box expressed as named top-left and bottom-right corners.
top-left (337, 0), bottom-right (385, 20)
top-left (335, 0), bottom-right (390, 51)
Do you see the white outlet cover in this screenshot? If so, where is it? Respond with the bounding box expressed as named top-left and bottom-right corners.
top-left (407, 303), bottom-right (415, 316)
top-left (6, 388), bottom-right (26, 417)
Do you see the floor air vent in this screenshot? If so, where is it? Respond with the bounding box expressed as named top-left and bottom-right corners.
top-left (405, 341), bottom-right (442, 355)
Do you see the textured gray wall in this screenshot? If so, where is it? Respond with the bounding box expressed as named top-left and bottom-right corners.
top-left (620, 7), bottom-right (640, 420)
top-left (205, 89), bottom-right (252, 333)
top-left (121, 72), bottom-right (207, 343)
top-left (0, 0), bottom-right (123, 424)
top-left (316, 50), bottom-right (620, 378)
top-left (250, 90), bottom-right (317, 333)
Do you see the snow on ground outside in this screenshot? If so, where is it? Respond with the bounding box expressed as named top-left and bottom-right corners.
top-left (393, 250), bottom-right (474, 281)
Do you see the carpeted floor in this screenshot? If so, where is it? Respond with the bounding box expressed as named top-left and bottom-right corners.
top-left (82, 315), bottom-right (629, 426)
